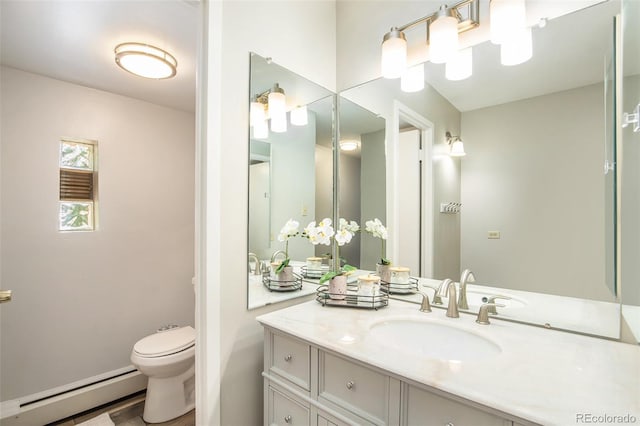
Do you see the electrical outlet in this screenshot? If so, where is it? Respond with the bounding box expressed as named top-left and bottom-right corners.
top-left (488, 231), bottom-right (501, 239)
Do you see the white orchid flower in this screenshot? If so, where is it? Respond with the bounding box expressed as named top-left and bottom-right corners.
top-left (339, 218), bottom-right (360, 233)
top-left (277, 219), bottom-right (300, 242)
top-left (335, 228), bottom-right (353, 246)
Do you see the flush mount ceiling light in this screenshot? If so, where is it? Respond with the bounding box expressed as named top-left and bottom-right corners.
top-left (446, 131), bottom-right (466, 157)
top-left (114, 43), bottom-right (177, 79)
top-left (340, 140), bottom-right (361, 152)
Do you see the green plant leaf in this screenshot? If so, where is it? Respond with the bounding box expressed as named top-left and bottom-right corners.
top-left (319, 270), bottom-right (339, 284)
top-left (275, 258), bottom-right (290, 274)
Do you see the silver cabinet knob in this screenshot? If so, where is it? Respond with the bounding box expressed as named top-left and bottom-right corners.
top-left (284, 415), bottom-right (292, 423)
top-left (284, 354), bottom-right (292, 362)
top-left (346, 380), bottom-right (355, 390)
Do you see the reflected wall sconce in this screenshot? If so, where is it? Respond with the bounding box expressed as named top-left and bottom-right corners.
top-left (114, 42), bottom-right (177, 79)
top-left (250, 83), bottom-right (308, 139)
top-left (381, 0), bottom-right (535, 89)
top-left (446, 131), bottom-right (466, 157)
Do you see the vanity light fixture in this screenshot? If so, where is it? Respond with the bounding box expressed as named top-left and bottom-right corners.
top-left (268, 83), bottom-right (287, 133)
top-left (250, 83), bottom-right (310, 137)
top-left (380, 0), bottom-right (479, 86)
top-left (340, 140), bottom-right (361, 152)
top-left (114, 42), bottom-right (177, 79)
top-left (446, 131), bottom-right (466, 157)
top-left (489, 0), bottom-right (533, 66)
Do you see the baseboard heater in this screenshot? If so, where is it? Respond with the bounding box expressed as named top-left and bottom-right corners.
top-left (0, 366), bottom-right (147, 426)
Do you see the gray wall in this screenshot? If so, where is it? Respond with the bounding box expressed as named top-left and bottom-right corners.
top-left (338, 153), bottom-right (361, 267)
top-left (460, 83), bottom-right (613, 301)
top-left (0, 67), bottom-right (195, 400)
top-left (360, 129), bottom-right (386, 270)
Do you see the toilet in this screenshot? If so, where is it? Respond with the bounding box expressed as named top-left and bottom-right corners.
top-left (130, 326), bottom-right (196, 423)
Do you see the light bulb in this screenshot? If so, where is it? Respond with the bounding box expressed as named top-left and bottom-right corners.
top-left (290, 105), bottom-right (308, 126)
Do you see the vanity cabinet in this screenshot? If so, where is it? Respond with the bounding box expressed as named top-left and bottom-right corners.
top-left (263, 328), bottom-right (535, 426)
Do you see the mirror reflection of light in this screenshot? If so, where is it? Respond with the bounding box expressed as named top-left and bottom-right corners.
top-left (448, 359), bottom-right (462, 372)
top-left (339, 334), bottom-right (356, 344)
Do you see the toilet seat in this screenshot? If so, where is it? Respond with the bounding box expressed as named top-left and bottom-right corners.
top-left (134, 326), bottom-right (195, 358)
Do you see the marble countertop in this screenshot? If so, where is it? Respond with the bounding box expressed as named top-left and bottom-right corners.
top-left (257, 299), bottom-right (640, 425)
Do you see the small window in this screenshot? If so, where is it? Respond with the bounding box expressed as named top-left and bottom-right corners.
top-left (59, 139), bottom-right (97, 231)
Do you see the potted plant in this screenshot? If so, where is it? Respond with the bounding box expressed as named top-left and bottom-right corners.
top-left (274, 218), bottom-right (300, 282)
top-left (305, 218), bottom-right (359, 299)
top-left (365, 218), bottom-right (391, 282)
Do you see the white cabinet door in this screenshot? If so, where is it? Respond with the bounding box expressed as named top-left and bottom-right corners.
top-left (404, 384), bottom-right (511, 426)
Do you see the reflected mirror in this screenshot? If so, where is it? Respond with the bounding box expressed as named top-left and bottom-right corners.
top-left (339, 1), bottom-right (622, 337)
top-left (248, 53), bottom-right (334, 309)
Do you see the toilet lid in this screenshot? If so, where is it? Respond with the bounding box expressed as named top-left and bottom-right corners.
top-left (134, 326), bottom-right (195, 357)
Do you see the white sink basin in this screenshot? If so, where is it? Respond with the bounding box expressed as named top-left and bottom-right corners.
top-left (369, 319), bottom-right (501, 362)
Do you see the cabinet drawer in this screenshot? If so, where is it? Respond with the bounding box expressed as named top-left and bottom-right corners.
top-left (271, 332), bottom-right (311, 391)
top-left (319, 351), bottom-right (389, 424)
top-left (405, 384), bottom-right (511, 426)
top-left (268, 386), bottom-right (310, 426)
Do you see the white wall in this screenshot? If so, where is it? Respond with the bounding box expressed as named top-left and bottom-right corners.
top-left (461, 83), bottom-right (613, 301)
top-left (204, 2), bottom-right (336, 425)
top-left (0, 67), bottom-right (195, 400)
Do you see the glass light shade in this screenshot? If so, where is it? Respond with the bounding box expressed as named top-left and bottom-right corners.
top-left (490, 0), bottom-right (526, 45)
top-left (401, 64), bottom-right (425, 93)
top-left (500, 27), bottom-right (532, 66)
top-left (429, 12), bottom-right (458, 64)
top-left (250, 101), bottom-right (266, 127)
top-left (114, 43), bottom-right (177, 79)
top-left (253, 120), bottom-right (269, 139)
top-left (381, 29), bottom-right (407, 79)
top-left (270, 114), bottom-right (287, 133)
top-left (445, 47), bottom-right (473, 81)
top-left (268, 89), bottom-right (286, 118)
top-left (290, 105), bottom-right (308, 126)
top-left (450, 140), bottom-right (466, 157)
top-left (340, 140), bottom-right (360, 151)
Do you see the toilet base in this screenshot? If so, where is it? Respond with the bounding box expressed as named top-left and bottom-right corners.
top-left (142, 365), bottom-right (195, 423)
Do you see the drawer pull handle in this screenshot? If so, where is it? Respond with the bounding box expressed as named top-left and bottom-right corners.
top-left (284, 415), bottom-right (292, 423)
top-left (346, 380), bottom-right (355, 390)
top-left (284, 354), bottom-right (292, 362)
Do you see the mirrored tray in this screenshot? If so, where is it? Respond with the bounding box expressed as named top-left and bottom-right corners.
top-left (262, 272), bottom-right (303, 292)
top-left (316, 283), bottom-right (389, 309)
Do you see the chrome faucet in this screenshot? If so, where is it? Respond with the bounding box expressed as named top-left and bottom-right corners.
top-left (248, 252), bottom-right (261, 275)
top-left (270, 250), bottom-right (286, 263)
top-left (458, 269), bottom-right (476, 310)
top-left (436, 279), bottom-right (459, 318)
top-left (476, 302), bottom-right (506, 325)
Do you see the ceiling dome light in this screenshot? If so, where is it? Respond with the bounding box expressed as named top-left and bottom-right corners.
top-left (340, 140), bottom-right (360, 152)
top-left (381, 27), bottom-right (407, 79)
top-left (445, 47), bottom-right (473, 81)
top-left (429, 5), bottom-right (459, 64)
top-left (114, 42), bottom-right (177, 79)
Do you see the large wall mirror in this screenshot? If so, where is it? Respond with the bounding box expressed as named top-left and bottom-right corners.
top-left (339, 0), bottom-right (623, 338)
top-left (247, 53), bottom-right (335, 309)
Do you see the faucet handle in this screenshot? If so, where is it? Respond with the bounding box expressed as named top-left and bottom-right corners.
top-left (422, 285), bottom-right (443, 304)
top-left (415, 291), bottom-right (432, 313)
top-left (476, 302), bottom-right (507, 325)
top-left (486, 295), bottom-right (511, 314)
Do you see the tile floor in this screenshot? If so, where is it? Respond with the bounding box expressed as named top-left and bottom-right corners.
top-left (49, 391), bottom-right (195, 426)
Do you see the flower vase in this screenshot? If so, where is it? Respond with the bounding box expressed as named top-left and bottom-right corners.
top-left (376, 263), bottom-right (392, 283)
top-left (328, 275), bottom-right (347, 300)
